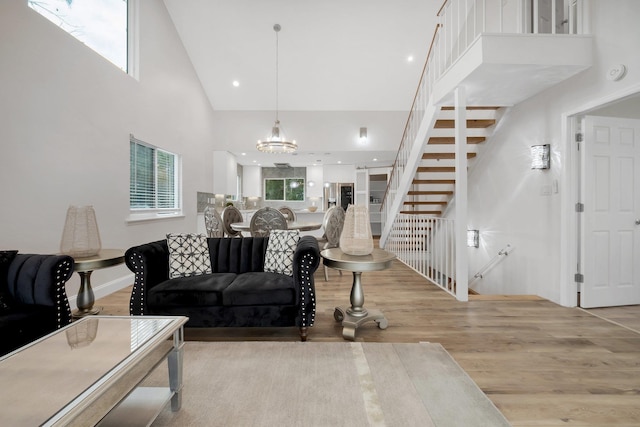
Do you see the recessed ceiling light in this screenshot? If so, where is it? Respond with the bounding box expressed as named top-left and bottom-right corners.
top-left (241, 152), bottom-right (246, 156)
top-left (373, 158), bottom-right (378, 161)
top-left (252, 160), bottom-right (257, 163)
top-left (232, 80), bottom-right (240, 87)
top-left (337, 160), bottom-right (342, 164)
top-left (407, 55), bottom-right (414, 63)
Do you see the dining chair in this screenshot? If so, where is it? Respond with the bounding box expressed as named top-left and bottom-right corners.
top-left (278, 206), bottom-right (296, 222)
top-left (250, 207), bottom-right (288, 237)
top-left (204, 205), bottom-right (224, 238)
top-left (222, 206), bottom-right (243, 237)
top-left (319, 206), bottom-right (345, 281)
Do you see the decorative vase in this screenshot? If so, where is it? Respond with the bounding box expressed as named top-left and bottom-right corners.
top-left (60, 205), bottom-right (102, 257)
top-left (339, 204), bottom-right (373, 256)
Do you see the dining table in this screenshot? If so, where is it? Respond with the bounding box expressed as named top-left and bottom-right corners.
top-left (230, 221), bottom-right (322, 233)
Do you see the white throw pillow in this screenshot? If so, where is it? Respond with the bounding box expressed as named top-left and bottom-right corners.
top-left (166, 233), bottom-right (212, 279)
top-left (264, 230), bottom-right (300, 276)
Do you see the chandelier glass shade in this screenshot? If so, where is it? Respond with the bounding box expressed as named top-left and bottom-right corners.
top-left (257, 120), bottom-right (297, 153)
top-left (257, 24), bottom-right (297, 154)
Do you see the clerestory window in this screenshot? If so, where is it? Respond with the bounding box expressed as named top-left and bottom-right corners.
top-left (28, 0), bottom-right (133, 74)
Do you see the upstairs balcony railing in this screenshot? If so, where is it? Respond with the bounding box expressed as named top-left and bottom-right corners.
top-left (381, 0), bottom-right (587, 298)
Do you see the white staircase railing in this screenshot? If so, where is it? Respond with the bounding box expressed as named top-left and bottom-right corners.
top-left (380, 0), bottom-right (588, 299)
top-left (386, 214), bottom-right (457, 297)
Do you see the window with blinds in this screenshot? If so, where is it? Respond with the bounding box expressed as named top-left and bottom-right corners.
top-left (130, 136), bottom-right (181, 212)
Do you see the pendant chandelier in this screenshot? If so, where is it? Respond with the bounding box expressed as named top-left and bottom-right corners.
top-left (257, 24), bottom-right (297, 153)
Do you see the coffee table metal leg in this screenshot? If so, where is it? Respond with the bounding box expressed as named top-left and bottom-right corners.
top-left (168, 327), bottom-right (184, 411)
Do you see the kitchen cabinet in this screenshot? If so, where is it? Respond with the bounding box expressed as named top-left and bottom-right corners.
top-left (213, 151), bottom-right (237, 196)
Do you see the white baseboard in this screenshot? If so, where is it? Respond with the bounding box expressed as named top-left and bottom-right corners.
top-left (67, 274), bottom-right (133, 309)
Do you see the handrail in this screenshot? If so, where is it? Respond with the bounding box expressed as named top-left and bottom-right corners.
top-left (381, 23), bottom-right (442, 210)
top-left (436, 0), bottom-right (450, 17)
top-left (469, 244), bottom-right (514, 287)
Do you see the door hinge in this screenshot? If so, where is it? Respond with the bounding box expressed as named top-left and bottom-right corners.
top-left (575, 273), bottom-right (584, 283)
top-left (576, 133), bottom-right (583, 142)
top-left (575, 202), bottom-right (584, 212)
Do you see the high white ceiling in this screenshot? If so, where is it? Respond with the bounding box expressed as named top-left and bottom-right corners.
top-left (163, 0), bottom-right (441, 167)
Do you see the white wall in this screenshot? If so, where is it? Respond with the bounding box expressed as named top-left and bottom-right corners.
top-left (0, 2), bottom-right (217, 299)
top-left (323, 165), bottom-right (356, 183)
top-left (459, 0), bottom-right (640, 304)
top-left (210, 110), bottom-right (406, 155)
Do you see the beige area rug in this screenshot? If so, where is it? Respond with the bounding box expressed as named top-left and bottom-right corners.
top-left (145, 342), bottom-right (511, 427)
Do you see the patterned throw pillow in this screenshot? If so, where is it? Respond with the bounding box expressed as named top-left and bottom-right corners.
top-left (264, 230), bottom-right (300, 277)
top-left (166, 234), bottom-right (212, 279)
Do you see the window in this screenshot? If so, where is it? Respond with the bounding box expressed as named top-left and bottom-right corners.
top-left (264, 178), bottom-right (305, 201)
top-left (28, 0), bottom-right (130, 73)
top-left (130, 136), bottom-right (181, 215)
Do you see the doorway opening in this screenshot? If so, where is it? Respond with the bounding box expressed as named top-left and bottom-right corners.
top-left (564, 86), bottom-right (640, 308)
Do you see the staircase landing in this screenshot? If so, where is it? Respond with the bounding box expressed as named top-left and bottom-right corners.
top-left (433, 33), bottom-right (592, 107)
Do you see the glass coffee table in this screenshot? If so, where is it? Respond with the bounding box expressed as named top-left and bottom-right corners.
top-left (0, 315), bottom-right (188, 426)
top-left (320, 248), bottom-right (396, 340)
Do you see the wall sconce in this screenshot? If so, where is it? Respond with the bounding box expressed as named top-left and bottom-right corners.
top-left (359, 127), bottom-right (367, 143)
top-left (531, 144), bottom-right (550, 169)
top-left (467, 230), bottom-right (479, 248)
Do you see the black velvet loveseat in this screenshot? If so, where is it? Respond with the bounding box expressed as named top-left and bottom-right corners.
top-left (0, 251), bottom-right (75, 356)
top-left (125, 235), bottom-right (320, 341)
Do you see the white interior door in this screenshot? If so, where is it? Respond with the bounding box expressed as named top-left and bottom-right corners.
top-left (581, 115), bottom-right (640, 308)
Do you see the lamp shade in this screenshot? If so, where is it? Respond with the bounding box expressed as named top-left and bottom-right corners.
top-left (60, 205), bottom-right (102, 257)
top-left (339, 204), bottom-right (373, 255)
top-left (65, 318), bottom-right (99, 348)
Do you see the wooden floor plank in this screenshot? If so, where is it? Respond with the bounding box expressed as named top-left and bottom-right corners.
top-left (95, 257), bottom-right (640, 426)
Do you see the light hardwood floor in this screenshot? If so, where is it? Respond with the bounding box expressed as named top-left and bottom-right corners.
top-left (96, 259), bottom-right (640, 427)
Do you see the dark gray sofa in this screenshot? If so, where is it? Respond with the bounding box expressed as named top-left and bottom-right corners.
top-left (0, 251), bottom-right (75, 356)
top-left (125, 236), bottom-right (320, 341)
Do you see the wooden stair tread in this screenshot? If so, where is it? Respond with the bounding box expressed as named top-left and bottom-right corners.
top-left (400, 210), bottom-right (442, 215)
top-left (428, 136), bottom-right (486, 144)
top-left (412, 179), bottom-right (455, 184)
top-left (416, 166), bottom-right (456, 173)
top-left (404, 201), bottom-right (447, 205)
top-left (422, 152), bottom-right (477, 159)
top-left (407, 190), bottom-right (453, 195)
top-left (434, 119), bottom-right (496, 128)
